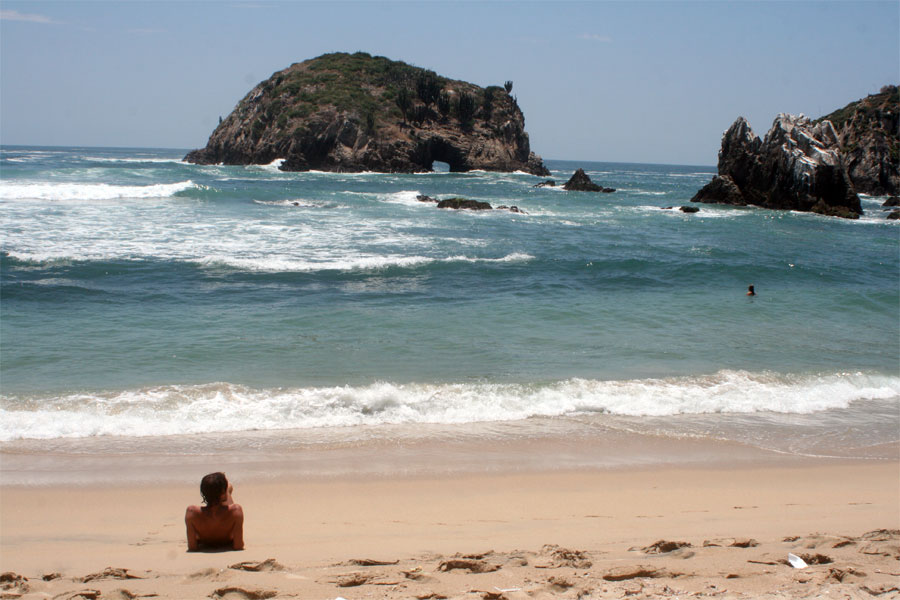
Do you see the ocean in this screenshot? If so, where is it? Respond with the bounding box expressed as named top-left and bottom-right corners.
top-left (1, 146), bottom-right (898, 484)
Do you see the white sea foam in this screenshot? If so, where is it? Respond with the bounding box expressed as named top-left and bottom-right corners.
top-left (252, 198), bottom-right (330, 208)
top-left (195, 252), bottom-right (534, 272)
top-left (621, 189), bottom-right (667, 196)
top-left (83, 156), bottom-right (186, 165)
top-left (196, 254), bottom-right (435, 272)
top-left (304, 169), bottom-right (379, 175)
top-left (380, 190), bottom-right (427, 206)
top-left (245, 158), bottom-right (286, 172)
top-left (2, 370), bottom-right (896, 441)
top-left (0, 180), bottom-right (199, 201)
top-left (2, 150), bottom-right (66, 163)
top-left (690, 209), bottom-right (750, 219)
top-left (1, 186), bottom-right (531, 270)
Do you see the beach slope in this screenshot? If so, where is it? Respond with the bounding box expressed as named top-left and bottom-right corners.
top-left (2, 461), bottom-right (898, 599)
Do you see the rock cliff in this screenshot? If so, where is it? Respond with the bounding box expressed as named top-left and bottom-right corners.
top-left (815, 85), bottom-right (899, 196)
top-left (691, 114), bottom-right (861, 218)
top-left (185, 52), bottom-right (549, 175)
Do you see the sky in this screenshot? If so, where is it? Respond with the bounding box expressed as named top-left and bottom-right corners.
top-left (1, 1), bottom-right (897, 166)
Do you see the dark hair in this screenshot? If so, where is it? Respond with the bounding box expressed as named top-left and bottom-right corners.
top-left (200, 472), bottom-right (228, 506)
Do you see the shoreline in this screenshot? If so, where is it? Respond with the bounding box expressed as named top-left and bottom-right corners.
top-left (1, 460), bottom-right (897, 598)
top-left (3, 414), bottom-right (898, 487)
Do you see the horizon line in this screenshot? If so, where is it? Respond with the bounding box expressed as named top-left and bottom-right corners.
top-left (0, 144), bottom-right (717, 170)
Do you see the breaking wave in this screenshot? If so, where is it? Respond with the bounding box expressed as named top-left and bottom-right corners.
top-left (2, 370), bottom-right (896, 441)
top-left (0, 181), bottom-right (200, 201)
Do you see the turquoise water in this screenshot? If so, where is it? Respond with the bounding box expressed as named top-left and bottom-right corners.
top-left (1, 146), bottom-right (898, 453)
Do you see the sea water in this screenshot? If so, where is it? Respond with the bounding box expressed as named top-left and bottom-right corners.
top-left (1, 146), bottom-right (897, 482)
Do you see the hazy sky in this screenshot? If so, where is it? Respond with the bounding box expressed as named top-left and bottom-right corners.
top-left (1, 1), bottom-right (897, 165)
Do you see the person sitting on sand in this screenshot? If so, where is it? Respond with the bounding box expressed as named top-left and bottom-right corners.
top-left (185, 472), bottom-right (244, 551)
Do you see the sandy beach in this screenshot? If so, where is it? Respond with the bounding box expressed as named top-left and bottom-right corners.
top-left (2, 458), bottom-right (898, 599)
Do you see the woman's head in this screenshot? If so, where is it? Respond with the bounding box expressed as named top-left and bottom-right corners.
top-left (200, 472), bottom-right (228, 506)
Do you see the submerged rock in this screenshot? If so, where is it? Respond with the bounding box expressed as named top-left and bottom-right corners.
top-left (436, 197), bottom-right (492, 210)
top-left (534, 179), bottom-right (556, 188)
top-left (691, 114), bottom-right (862, 218)
top-left (496, 205), bottom-right (526, 213)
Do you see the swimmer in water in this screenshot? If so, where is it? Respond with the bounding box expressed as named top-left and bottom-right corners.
top-left (747, 285), bottom-right (755, 296)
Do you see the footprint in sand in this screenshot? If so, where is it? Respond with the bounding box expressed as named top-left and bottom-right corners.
top-left (81, 567), bottom-right (143, 583)
top-left (56, 590), bottom-right (101, 600)
top-left (105, 589), bottom-right (158, 600)
top-left (437, 559), bottom-right (501, 573)
top-left (211, 586), bottom-right (278, 600)
top-left (229, 559), bottom-right (285, 572)
top-left (641, 540), bottom-right (692, 554)
top-left (184, 568), bottom-right (221, 582)
top-left (535, 545), bottom-right (592, 569)
top-left (347, 558), bottom-right (400, 566)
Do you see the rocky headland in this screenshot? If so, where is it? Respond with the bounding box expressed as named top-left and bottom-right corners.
top-left (185, 52), bottom-right (549, 175)
top-left (691, 114), bottom-right (862, 218)
top-left (815, 85), bottom-right (898, 196)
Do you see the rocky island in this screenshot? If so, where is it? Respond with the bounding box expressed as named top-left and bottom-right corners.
top-left (691, 113), bottom-right (862, 218)
top-left (185, 52), bottom-right (549, 175)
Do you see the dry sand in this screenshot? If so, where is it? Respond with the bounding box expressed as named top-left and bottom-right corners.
top-left (1, 461), bottom-right (898, 599)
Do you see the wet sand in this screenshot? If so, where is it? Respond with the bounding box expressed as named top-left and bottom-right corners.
top-left (1, 459), bottom-right (898, 599)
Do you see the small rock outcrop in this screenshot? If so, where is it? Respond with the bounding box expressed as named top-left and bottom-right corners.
top-left (563, 169), bottom-right (614, 192)
top-left (691, 114), bottom-right (862, 218)
top-left (816, 85), bottom-right (899, 196)
top-left (415, 195), bottom-right (522, 212)
top-left (185, 52), bottom-right (549, 175)
top-left (436, 198), bottom-right (492, 210)
top-left (690, 174), bottom-right (744, 205)
top-left (564, 169), bottom-right (601, 191)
